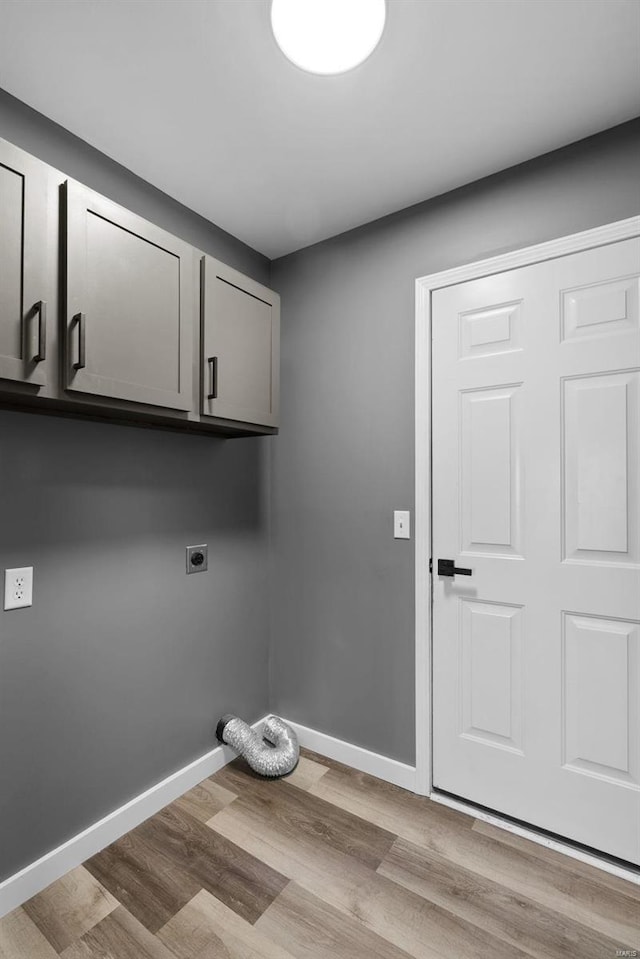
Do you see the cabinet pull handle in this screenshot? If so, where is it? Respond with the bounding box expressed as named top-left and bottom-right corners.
top-left (73, 313), bottom-right (86, 370)
top-left (34, 300), bottom-right (47, 362)
top-left (207, 356), bottom-right (218, 400)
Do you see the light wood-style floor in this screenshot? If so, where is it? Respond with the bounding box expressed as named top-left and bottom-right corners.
top-left (1, 748), bottom-right (638, 958)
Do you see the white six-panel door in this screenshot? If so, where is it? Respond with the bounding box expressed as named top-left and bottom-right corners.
top-left (432, 237), bottom-right (640, 864)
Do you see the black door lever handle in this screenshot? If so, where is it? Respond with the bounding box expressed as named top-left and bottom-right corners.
top-left (437, 559), bottom-right (473, 577)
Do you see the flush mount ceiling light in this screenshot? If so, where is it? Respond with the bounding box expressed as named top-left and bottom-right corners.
top-left (271, 0), bottom-right (386, 75)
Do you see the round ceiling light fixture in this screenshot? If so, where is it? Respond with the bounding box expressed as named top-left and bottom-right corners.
top-left (271, 0), bottom-right (386, 76)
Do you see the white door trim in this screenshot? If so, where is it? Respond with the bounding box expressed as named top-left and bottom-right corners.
top-left (414, 215), bottom-right (640, 798)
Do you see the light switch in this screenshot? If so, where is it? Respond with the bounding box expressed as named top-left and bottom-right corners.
top-left (394, 510), bottom-right (410, 539)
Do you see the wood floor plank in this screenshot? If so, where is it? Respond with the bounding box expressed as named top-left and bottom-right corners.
top-left (140, 803), bottom-right (289, 924)
top-left (172, 776), bottom-right (237, 823)
top-left (85, 825), bottom-right (200, 933)
top-left (299, 748), bottom-right (358, 774)
top-left (0, 907), bottom-right (59, 959)
top-left (157, 888), bottom-right (297, 959)
top-left (213, 761), bottom-right (397, 869)
top-left (282, 755), bottom-right (329, 792)
top-left (256, 881), bottom-right (416, 959)
top-left (60, 905), bottom-right (175, 959)
top-left (13, 752), bottom-right (638, 959)
top-left (472, 818), bottom-right (640, 901)
top-left (309, 766), bottom-right (640, 944)
top-left (378, 835), bottom-right (633, 959)
top-left (208, 798), bottom-right (533, 959)
top-left (207, 793), bottom-right (377, 906)
top-left (22, 865), bottom-right (118, 953)
top-left (309, 763), bottom-right (471, 847)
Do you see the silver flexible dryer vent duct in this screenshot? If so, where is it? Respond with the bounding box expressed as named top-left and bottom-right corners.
top-left (216, 714), bottom-right (299, 778)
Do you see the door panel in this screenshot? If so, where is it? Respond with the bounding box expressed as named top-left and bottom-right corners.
top-left (563, 371), bottom-right (638, 564)
top-left (201, 257), bottom-right (279, 428)
top-left (65, 181), bottom-right (195, 410)
top-left (460, 599), bottom-right (524, 754)
top-left (460, 385), bottom-right (523, 556)
top-left (561, 275), bottom-right (639, 342)
top-left (432, 235), bottom-right (640, 864)
top-left (459, 300), bottom-right (523, 359)
top-left (562, 613), bottom-right (638, 787)
top-left (0, 139), bottom-right (48, 386)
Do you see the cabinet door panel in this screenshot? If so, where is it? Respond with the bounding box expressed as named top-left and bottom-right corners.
top-left (201, 258), bottom-right (279, 427)
top-left (0, 139), bottom-right (48, 386)
top-left (65, 182), bottom-right (194, 411)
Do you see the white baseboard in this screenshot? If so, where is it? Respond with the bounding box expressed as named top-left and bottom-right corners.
top-left (283, 718), bottom-right (417, 792)
top-left (430, 791), bottom-right (640, 886)
top-left (5, 716), bottom-right (629, 918)
top-left (0, 715), bottom-right (417, 918)
top-left (0, 716), bottom-right (269, 919)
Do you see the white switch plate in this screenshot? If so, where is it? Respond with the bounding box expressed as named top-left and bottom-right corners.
top-left (394, 510), bottom-right (411, 539)
top-left (4, 567), bottom-right (33, 610)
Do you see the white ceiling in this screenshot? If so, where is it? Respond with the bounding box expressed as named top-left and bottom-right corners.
top-left (0, 0), bottom-right (638, 259)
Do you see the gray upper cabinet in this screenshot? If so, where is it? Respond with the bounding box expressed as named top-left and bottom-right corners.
top-left (0, 139), bottom-right (49, 387)
top-left (65, 181), bottom-right (196, 411)
top-left (201, 257), bottom-right (280, 428)
top-left (0, 136), bottom-right (279, 436)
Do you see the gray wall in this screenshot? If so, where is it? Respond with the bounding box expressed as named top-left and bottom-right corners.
top-left (1, 85), bottom-right (639, 882)
top-left (0, 89), bottom-right (270, 283)
top-left (269, 118), bottom-right (640, 766)
top-left (0, 92), bottom-right (271, 882)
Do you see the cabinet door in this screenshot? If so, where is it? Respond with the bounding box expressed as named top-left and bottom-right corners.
top-left (0, 139), bottom-right (48, 386)
top-left (65, 181), bottom-right (195, 411)
top-left (201, 257), bottom-right (279, 427)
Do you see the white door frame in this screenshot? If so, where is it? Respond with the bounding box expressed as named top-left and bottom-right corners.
top-left (414, 215), bottom-right (640, 798)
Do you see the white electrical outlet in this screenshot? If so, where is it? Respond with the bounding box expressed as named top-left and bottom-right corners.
top-left (4, 567), bottom-right (33, 610)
